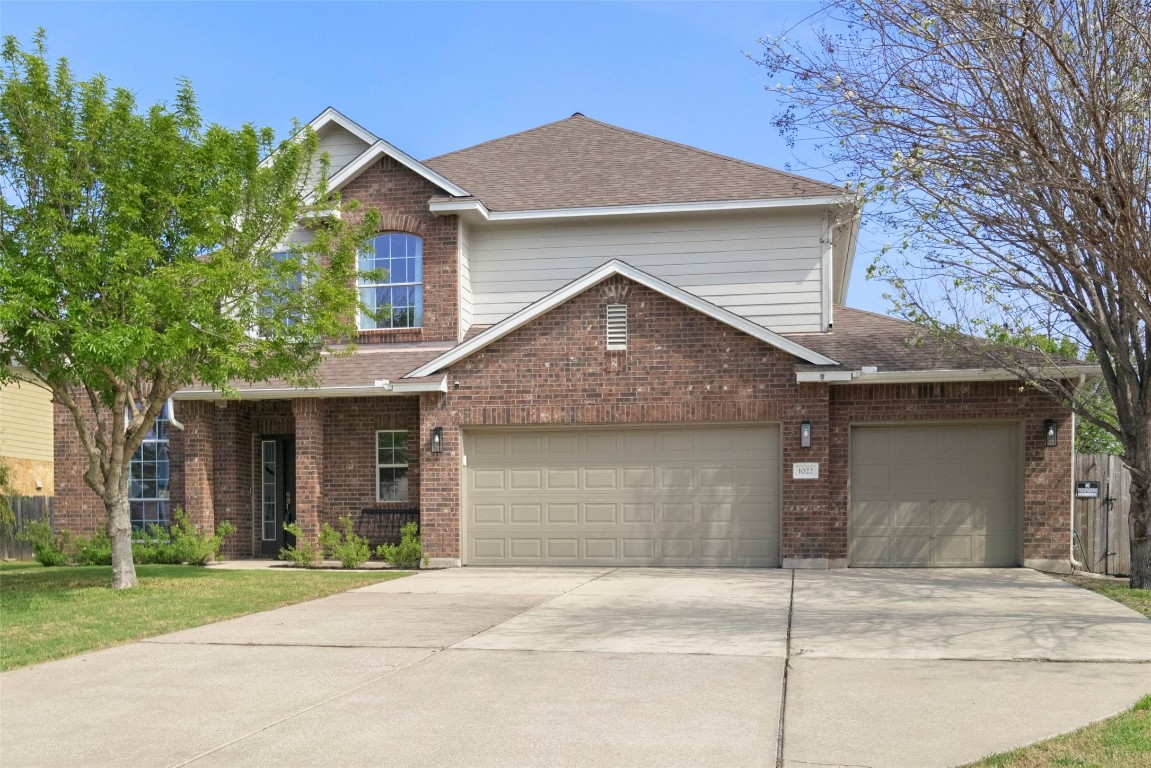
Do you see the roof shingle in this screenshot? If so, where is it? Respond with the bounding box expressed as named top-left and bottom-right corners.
top-left (423, 114), bottom-right (843, 212)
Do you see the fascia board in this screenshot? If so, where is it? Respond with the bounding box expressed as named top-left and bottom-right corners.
top-left (327, 141), bottom-right (471, 198)
top-left (795, 370), bottom-right (855, 383)
top-left (404, 260), bottom-right (838, 378)
top-left (172, 376), bottom-right (447, 401)
top-left (827, 365), bottom-right (1101, 385)
top-left (309, 107), bottom-right (379, 145)
top-left (427, 195), bottom-right (850, 222)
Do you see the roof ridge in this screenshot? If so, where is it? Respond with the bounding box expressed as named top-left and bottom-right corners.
top-left (423, 115), bottom-right (582, 164)
top-left (572, 115), bottom-right (843, 194)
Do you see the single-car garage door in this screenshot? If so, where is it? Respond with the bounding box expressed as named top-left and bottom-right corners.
top-left (850, 424), bottom-right (1020, 567)
top-left (464, 425), bottom-right (780, 566)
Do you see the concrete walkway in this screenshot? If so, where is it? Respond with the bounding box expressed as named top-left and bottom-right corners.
top-left (2, 568), bottom-right (1149, 768)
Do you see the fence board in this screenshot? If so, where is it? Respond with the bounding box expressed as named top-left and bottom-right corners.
top-left (1, 496), bottom-right (53, 560)
top-left (1074, 454), bottom-right (1131, 577)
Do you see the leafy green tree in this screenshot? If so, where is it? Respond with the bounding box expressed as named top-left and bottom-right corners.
top-left (757, 0), bottom-right (1151, 586)
top-left (0, 32), bottom-right (379, 588)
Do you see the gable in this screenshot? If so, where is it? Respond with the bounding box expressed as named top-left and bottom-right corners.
top-left (405, 260), bottom-right (837, 378)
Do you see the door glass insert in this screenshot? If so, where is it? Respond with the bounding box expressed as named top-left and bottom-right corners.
top-left (261, 440), bottom-right (277, 541)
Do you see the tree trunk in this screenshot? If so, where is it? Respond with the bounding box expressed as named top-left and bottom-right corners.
top-left (107, 486), bottom-right (138, 590)
top-left (1130, 473), bottom-right (1150, 590)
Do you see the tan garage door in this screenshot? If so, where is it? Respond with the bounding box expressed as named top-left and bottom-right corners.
top-left (850, 424), bottom-right (1020, 567)
top-left (464, 425), bottom-right (780, 566)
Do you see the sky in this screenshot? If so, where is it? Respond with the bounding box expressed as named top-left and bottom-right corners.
top-left (1, 1), bottom-right (888, 312)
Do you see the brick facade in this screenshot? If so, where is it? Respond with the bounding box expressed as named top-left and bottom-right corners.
top-left (340, 156), bottom-right (459, 345)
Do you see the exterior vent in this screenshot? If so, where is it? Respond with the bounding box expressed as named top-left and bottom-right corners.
top-left (606, 304), bottom-right (627, 350)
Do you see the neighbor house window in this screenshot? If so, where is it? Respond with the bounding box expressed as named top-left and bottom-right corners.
top-left (376, 430), bottom-right (410, 502)
top-left (129, 404), bottom-right (171, 530)
top-left (359, 233), bottom-right (423, 329)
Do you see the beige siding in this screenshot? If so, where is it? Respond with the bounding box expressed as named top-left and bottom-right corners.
top-left (459, 220), bottom-right (473, 336)
top-left (0, 379), bottom-right (53, 462)
top-left (316, 124), bottom-right (370, 175)
top-left (468, 209), bottom-right (826, 333)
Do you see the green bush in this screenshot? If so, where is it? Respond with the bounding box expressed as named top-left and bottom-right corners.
top-left (376, 521), bottom-right (422, 569)
top-left (130, 512), bottom-right (234, 565)
top-left (279, 522), bottom-right (320, 568)
top-left (318, 515), bottom-right (372, 569)
top-left (72, 529), bottom-right (113, 566)
top-left (17, 520), bottom-right (69, 567)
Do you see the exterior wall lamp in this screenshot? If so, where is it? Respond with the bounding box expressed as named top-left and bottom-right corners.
top-left (1043, 419), bottom-right (1058, 448)
top-left (430, 426), bottom-right (444, 454)
top-left (800, 420), bottom-right (812, 448)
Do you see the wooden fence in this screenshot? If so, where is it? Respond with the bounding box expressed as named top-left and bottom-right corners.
top-left (1073, 454), bottom-right (1131, 576)
top-left (0, 496), bottom-right (53, 560)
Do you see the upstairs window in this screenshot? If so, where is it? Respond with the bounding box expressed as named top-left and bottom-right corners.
top-left (359, 233), bottom-right (423, 330)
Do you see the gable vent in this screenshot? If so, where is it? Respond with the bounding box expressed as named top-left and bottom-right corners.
top-left (606, 304), bottom-right (628, 350)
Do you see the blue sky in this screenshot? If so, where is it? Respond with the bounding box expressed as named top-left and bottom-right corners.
top-left (2, 1), bottom-right (887, 311)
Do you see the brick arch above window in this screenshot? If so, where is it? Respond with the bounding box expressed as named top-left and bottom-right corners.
top-left (375, 213), bottom-right (426, 237)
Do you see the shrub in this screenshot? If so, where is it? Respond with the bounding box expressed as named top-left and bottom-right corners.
top-left (17, 520), bottom-right (69, 567)
top-left (318, 515), bottom-right (372, 569)
top-left (165, 509), bottom-right (235, 565)
top-left (72, 529), bottom-right (113, 566)
top-left (376, 521), bottom-right (422, 569)
top-left (279, 522), bottom-right (320, 568)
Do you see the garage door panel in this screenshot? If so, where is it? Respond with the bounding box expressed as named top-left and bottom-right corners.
top-left (850, 424), bottom-right (1019, 567)
top-left (465, 425), bottom-right (780, 566)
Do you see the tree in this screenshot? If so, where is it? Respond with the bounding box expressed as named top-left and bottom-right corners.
top-left (0, 32), bottom-right (379, 588)
top-left (756, 0), bottom-right (1151, 586)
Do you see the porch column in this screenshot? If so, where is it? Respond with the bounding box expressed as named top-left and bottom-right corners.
top-left (180, 401), bottom-right (215, 532)
top-left (292, 398), bottom-right (325, 543)
top-left (212, 402), bottom-right (252, 557)
top-left (781, 383), bottom-right (838, 568)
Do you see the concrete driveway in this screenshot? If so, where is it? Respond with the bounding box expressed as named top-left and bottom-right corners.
top-left (2, 568), bottom-right (1149, 768)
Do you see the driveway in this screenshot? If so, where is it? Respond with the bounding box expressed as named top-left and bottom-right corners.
top-left (2, 568), bottom-right (1149, 768)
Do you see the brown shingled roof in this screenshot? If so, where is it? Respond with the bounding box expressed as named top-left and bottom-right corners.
top-left (785, 307), bottom-right (1082, 372)
top-left (176, 345), bottom-right (450, 397)
top-left (423, 114), bottom-right (843, 212)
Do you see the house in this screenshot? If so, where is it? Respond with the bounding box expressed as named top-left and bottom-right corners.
top-left (1, 372), bottom-right (54, 496)
top-left (53, 109), bottom-right (1089, 570)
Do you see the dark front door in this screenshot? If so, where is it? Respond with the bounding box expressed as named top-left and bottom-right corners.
top-left (259, 437), bottom-right (296, 557)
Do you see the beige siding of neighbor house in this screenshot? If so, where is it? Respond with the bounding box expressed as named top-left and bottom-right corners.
top-left (0, 378), bottom-right (54, 495)
top-left (466, 209), bottom-right (826, 333)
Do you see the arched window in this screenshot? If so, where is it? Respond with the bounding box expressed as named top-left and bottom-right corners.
top-left (358, 233), bottom-right (423, 329)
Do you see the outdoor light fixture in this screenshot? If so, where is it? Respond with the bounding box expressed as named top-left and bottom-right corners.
top-left (1044, 419), bottom-right (1058, 448)
top-left (430, 427), bottom-right (444, 454)
top-left (800, 420), bottom-right (812, 448)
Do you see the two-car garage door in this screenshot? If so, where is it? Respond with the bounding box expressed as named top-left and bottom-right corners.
top-left (464, 425), bottom-right (780, 566)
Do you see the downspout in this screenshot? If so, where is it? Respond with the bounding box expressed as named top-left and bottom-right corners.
top-left (1068, 374), bottom-right (1085, 570)
top-left (167, 397), bottom-right (185, 431)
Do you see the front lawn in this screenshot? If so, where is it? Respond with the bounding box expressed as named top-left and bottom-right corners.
top-left (963, 695), bottom-right (1151, 768)
top-left (0, 562), bottom-right (409, 671)
top-left (1060, 574), bottom-right (1151, 619)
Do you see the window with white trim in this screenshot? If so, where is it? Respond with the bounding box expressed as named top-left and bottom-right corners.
top-left (129, 404), bottom-right (171, 530)
top-left (376, 430), bottom-right (410, 502)
top-left (359, 233), bottom-right (423, 329)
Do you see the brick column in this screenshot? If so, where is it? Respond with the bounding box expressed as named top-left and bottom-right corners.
top-left (419, 392), bottom-right (461, 566)
top-left (781, 382), bottom-right (838, 568)
top-left (292, 399), bottom-right (325, 543)
top-left (180, 401), bottom-right (216, 532)
top-left (213, 403), bottom-right (253, 557)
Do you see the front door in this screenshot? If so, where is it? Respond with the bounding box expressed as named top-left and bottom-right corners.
top-left (259, 437), bottom-right (296, 557)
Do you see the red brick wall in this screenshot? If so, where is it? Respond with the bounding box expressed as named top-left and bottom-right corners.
top-left (829, 382), bottom-right (1073, 563)
top-left (340, 156), bottom-right (459, 344)
top-left (418, 275), bottom-right (828, 560)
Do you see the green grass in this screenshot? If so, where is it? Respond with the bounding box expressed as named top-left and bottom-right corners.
top-left (0, 562), bottom-right (409, 671)
top-left (962, 695), bottom-right (1151, 768)
top-left (1060, 574), bottom-right (1151, 619)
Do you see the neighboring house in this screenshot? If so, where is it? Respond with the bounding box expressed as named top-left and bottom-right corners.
top-left (1, 372), bottom-right (54, 496)
top-left (53, 109), bottom-right (1091, 570)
